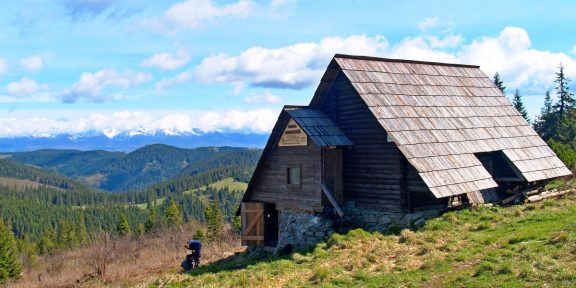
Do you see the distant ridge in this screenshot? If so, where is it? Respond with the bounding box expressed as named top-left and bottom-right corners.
top-left (5, 144), bottom-right (262, 193)
top-left (0, 131), bottom-right (268, 152)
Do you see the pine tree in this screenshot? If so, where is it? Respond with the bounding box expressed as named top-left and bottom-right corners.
top-left (116, 213), bottom-right (131, 237)
top-left (204, 201), bottom-right (225, 241)
top-left (136, 223), bottom-right (145, 238)
top-left (192, 228), bottom-right (206, 242)
top-left (144, 209), bottom-right (157, 233)
top-left (77, 214), bottom-right (88, 246)
top-left (512, 89), bottom-right (530, 122)
top-left (534, 90), bottom-right (557, 140)
top-left (493, 72), bottom-right (506, 93)
top-left (554, 64), bottom-right (575, 124)
top-left (0, 217), bottom-right (21, 283)
top-left (163, 200), bottom-right (183, 228)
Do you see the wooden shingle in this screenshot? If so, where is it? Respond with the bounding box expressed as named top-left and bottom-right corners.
top-left (331, 54), bottom-right (571, 198)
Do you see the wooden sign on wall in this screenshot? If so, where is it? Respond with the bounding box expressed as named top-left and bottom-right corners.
top-left (279, 119), bottom-right (307, 146)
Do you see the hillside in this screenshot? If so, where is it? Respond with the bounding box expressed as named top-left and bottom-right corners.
top-left (5, 145), bottom-right (261, 192)
top-left (154, 191), bottom-right (576, 287)
top-left (7, 149), bottom-right (125, 177)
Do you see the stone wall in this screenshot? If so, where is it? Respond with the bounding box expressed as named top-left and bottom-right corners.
top-left (277, 209), bottom-right (335, 247)
top-left (276, 202), bottom-right (446, 247)
top-left (340, 201), bottom-right (445, 233)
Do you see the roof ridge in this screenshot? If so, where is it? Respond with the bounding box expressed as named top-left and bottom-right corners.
top-left (334, 54), bottom-right (480, 69)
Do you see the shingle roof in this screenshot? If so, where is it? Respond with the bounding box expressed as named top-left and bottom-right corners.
top-left (313, 54), bottom-right (571, 198)
top-left (285, 107), bottom-right (353, 147)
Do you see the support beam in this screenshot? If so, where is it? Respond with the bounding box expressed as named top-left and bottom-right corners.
top-left (321, 184), bottom-right (344, 218)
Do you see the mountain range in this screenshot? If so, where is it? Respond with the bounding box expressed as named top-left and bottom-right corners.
top-left (0, 131), bottom-right (269, 152)
top-left (2, 144), bottom-right (262, 192)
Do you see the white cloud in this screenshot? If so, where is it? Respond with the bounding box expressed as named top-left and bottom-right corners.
top-left (188, 27), bottom-right (576, 96)
top-left (0, 109), bottom-right (277, 137)
top-left (20, 56), bottom-right (44, 72)
top-left (0, 58), bottom-right (7, 74)
top-left (458, 27), bottom-right (576, 91)
top-left (155, 69), bottom-right (193, 92)
top-left (244, 91), bottom-right (282, 104)
top-left (572, 45), bottom-right (576, 55)
top-left (145, 0), bottom-right (255, 34)
top-left (142, 49), bottom-right (190, 70)
top-left (6, 78), bottom-right (47, 95)
top-left (418, 17), bottom-right (439, 31)
top-left (194, 35), bottom-right (389, 89)
top-left (61, 69), bottom-right (152, 103)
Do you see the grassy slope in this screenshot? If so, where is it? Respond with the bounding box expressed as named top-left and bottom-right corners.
top-left (158, 192), bottom-right (576, 288)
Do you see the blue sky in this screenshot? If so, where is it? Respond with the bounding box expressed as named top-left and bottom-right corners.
top-left (1, 0), bottom-right (576, 137)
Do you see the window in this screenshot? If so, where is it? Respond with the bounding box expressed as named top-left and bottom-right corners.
top-left (287, 166), bottom-right (301, 185)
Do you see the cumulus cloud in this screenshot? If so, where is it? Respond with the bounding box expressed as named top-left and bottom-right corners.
top-left (144, 0), bottom-right (255, 34)
top-left (244, 91), bottom-right (282, 104)
top-left (458, 27), bottom-right (576, 91)
top-left (142, 49), bottom-right (190, 70)
top-left (60, 69), bottom-right (152, 103)
top-left (20, 56), bottom-right (44, 72)
top-left (6, 78), bottom-right (48, 95)
top-left (194, 35), bottom-right (389, 89)
top-left (418, 17), bottom-right (439, 31)
top-left (0, 109), bottom-right (276, 137)
top-left (186, 27), bottom-right (576, 96)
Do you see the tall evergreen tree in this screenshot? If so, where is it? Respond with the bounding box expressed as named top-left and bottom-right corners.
top-left (0, 217), bottom-right (21, 283)
top-left (144, 209), bottom-right (158, 233)
top-left (116, 213), bottom-right (131, 237)
top-left (554, 64), bottom-right (575, 123)
top-left (163, 200), bottom-right (183, 228)
top-left (204, 201), bottom-right (225, 241)
top-left (534, 90), bottom-right (557, 140)
top-left (493, 72), bottom-right (506, 93)
top-left (512, 89), bottom-right (530, 122)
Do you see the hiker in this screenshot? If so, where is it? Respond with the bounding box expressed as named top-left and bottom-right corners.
top-left (181, 239), bottom-right (202, 271)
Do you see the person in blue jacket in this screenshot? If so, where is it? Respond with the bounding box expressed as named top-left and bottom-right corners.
top-left (181, 239), bottom-right (202, 270)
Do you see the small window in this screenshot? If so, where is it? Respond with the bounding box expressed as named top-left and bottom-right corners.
top-left (287, 166), bottom-right (301, 185)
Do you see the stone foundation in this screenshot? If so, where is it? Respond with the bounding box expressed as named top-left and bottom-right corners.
top-left (278, 209), bottom-right (335, 247)
top-left (277, 202), bottom-right (446, 247)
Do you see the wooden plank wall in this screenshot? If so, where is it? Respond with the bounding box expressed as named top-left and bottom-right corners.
top-left (404, 160), bottom-right (449, 211)
top-left (249, 142), bottom-right (323, 212)
top-left (317, 74), bottom-right (404, 212)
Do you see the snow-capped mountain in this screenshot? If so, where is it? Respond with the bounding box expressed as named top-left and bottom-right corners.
top-left (0, 130), bottom-right (269, 152)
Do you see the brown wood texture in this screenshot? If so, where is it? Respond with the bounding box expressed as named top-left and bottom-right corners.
top-left (316, 73), bottom-right (404, 212)
top-left (241, 202), bottom-right (264, 246)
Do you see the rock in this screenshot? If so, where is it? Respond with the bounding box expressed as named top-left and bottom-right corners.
top-left (414, 218), bottom-right (426, 229)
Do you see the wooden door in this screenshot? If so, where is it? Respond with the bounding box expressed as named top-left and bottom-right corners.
top-left (322, 149), bottom-right (343, 204)
top-left (241, 202), bottom-right (264, 246)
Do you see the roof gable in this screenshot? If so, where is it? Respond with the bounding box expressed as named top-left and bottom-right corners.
top-left (311, 54), bottom-right (571, 198)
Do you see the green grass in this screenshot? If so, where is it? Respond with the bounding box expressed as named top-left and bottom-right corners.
top-left (156, 191), bottom-right (576, 288)
top-left (183, 177), bottom-right (248, 195)
top-left (130, 178), bottom-right (246, 210)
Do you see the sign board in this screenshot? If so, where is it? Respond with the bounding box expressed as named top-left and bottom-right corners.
top-left (279, 118), bottom-right (307, 146)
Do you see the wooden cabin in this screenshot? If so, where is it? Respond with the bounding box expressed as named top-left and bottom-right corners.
top-left (240, 54), bottom-right (572, 247)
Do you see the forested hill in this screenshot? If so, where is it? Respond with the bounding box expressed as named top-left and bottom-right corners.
top-left (4, 144), bottom-right (262, 192)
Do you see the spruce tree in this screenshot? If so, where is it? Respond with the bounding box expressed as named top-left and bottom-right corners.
top-left (493, 72), bottom-right (506, 93)
top-left (0, 217), bottom-right (21, 283)
top-left (116, 213), bottom-right (131, 237)
top-left (534, 90), bottom-right (557, 140)
top-left (554, 64), bottom-right (575, 124)
top-left (144, 209), bottom-right (157, 233)
top-left (204, 201), bottom-right (225, 241)
top-left (163, 200), bottom-right (183, 228)
top-left (512, 89), bottom-right (530, 122)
